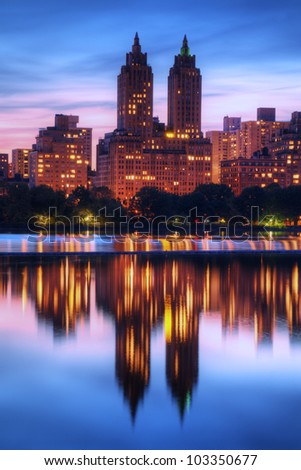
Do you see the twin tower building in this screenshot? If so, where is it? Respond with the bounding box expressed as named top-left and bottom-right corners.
top-left (97, 34), bottom-right (212, 202)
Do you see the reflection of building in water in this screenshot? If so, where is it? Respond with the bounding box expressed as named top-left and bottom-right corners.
top-left (0, 258), bottom-right (9, 299)
top-left (215, 256), bottom-right (301, 344)
top-left (2, 254), bottom-right (301, 418)
top-left (95, 256), bottom-right (204, 418)
top-left (32, 257), bottom-right (91, 337)
top-left (1, 257), bottom-right (91, 337)
top-left (165, 292), bottom-right (199, 418)
top-left (95, 256), bottom-right (162, 419)
top-left (82, 255), bottom-right (301, 416)
top-left (115, 305), bottom-right (150, 419)
top-left (284, 262), bottom-right (301, 343)
top-left (215, 257), bottom-right (277, 342)
top-left (163, 259), bottom-right (202, 417)
top-left (95, 255), bottom-right (164, 325)
top-left (1, 255), bottom-right (301, 346)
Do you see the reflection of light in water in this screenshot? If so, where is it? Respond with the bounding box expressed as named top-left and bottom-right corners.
top-left (266, 265), bottom-right (271, 298)
top-left (2, 254), bottom-right (301, 426)
top-left (248, 240), bottom-right (256, 250)
top-left (186, 281), bottom-right (193, 315)
top-left (293, 263), bottom-right (299, 305)
top-left (53, 288), bottom-right (58, 314)
top-left (21, 239), bottom-right (27, 253)
top-left (161, 239), bottom-right (170, 251)
top-left (124, 238), bottom-right (134, 252)
top-left (5, 234), bottom-right (301, 253)
top-left (185, 391), bottom-right (191, 411)
top-left (254, 313), bottom-right (258, 344)
top-left (203, 263), bottom-right (210, 314)
top-left (22, 267), bottom-right (28, 312)
top-left (37, 265), bottom-right (43, 308)
top-left (172, 260), bottom-right (178, 292)
top-left (2, 254), bottom-right (301, 348)
top-left (164, 295), bottom-right (172, 343)
top-left (229, 281), bottom-right (235, 331)
top-left (60, 261), bottom-right (64, 293)
top-left (286, 282), bottom-right (292, 334)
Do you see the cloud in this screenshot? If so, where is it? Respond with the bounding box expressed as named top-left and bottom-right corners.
top-left (0, 100), bottom-right (117, 112)
top-left (1, 0), bottom-right (300, 160)
top-left (204, 92), bottom-right (229, 98)
top-left (59, 53), bottom-right (121, 78)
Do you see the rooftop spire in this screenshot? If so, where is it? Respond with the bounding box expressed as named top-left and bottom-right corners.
top-left (180, 34), bottom-right (190, 56)
top-left (132, 32), bottom-right (141, 54)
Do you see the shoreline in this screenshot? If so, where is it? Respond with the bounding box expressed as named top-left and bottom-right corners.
top-left (1, 233), bottom-right (301, 255)
top-left (1, 250), bottom-right (301, 256)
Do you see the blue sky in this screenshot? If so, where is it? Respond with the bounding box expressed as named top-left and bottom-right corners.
top-left (0, 0), bottom-right (300, 165)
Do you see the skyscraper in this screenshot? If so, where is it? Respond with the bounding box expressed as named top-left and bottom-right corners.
top-left (117, 33), bottom-right (153, 140)
top-left (168, 35), bottom-right (202, 138)
top-left (257, 108), bottom-right (276, 122)
top-left (97, 35), bottom-right (211, 202)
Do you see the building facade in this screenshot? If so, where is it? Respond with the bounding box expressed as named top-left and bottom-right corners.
top-left (291, 112), bottom-right (301, 134)
top-left (168, 35), bottom-right (202, 139)
top-left (223, 116), bottom-right (241, 132)
top-left (206, 131), bottom-right (230, 183)
top-left (221, 154), bottom-right (288, 195)
top-left (221, 152), bottom-right (301, 196)
top-left (30, 115), bottom-right (92, 193)
top-left (12, 149), bottom-right (32, 179)
top-left (206, 130), bottom-right (241, 183)
top-left (117, 33), bottom-right (153, 141)
top-left (257, 107), bottom-right (276, 122)
top-left (221, 111), bottom-right (301, 195)
top-left (97, 35), bottom-right (211, 202)
top-left (0, 154), bottom-right (8, 180)
top-left (239, 120), bottom-right (290, 159)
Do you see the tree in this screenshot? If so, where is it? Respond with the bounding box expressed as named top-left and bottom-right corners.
top-left (5, 183), bottom-right (31, 226)
top-left (130, 187), bottom-right (177, 218)
top-left (177, 192), bottom-right (206, 216)
top-left (234, 186), bottom-right (266, 219)
top-left (69, 186), bottom-right (93, 208)
top-left (194, 184), bottom-right (234, 219)
top-left (93, 186), bottom-right (115, 200)
top-left (264, 184), bottom-right (285, 223)
top-left (280, 186), bottom-right (301, 225)
top-left (29, 185), bottom-right (56, 214)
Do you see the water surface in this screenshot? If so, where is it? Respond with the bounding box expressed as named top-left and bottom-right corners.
top-left (1, 233), bottom-right (301, 253)
top-left (0, 254), bottom-right (301, 449)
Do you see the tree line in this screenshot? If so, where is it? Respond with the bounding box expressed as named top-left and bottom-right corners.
top-left (1, 182), bottom-right (301, 230)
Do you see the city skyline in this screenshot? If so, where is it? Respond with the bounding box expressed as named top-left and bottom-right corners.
top-left (1, 0), bottom-right (301, 165)
top-left (2, 0), bottom-right (301, 458)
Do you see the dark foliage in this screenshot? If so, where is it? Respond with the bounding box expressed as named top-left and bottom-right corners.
top-left (0, 182), bottom-right (301, 228)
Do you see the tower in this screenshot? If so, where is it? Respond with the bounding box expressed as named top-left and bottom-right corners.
top-left (168, 35), bottom-right (202, 139)
top-left (117, 33), bottom-right (153, 140)
top-left (98, 35), bottom-right (212, 202)
top-left (30, 115), bottom-right (91, 194)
